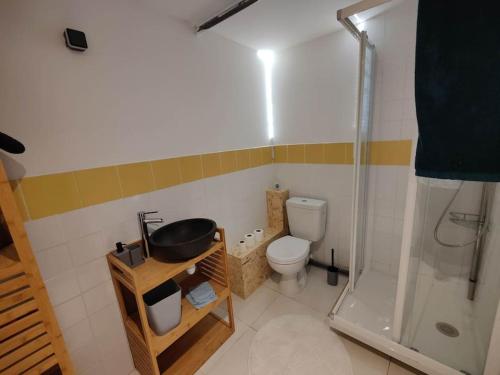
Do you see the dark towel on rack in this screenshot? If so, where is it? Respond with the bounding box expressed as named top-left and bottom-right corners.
top-left (414, 1), bottom-right (500, 181)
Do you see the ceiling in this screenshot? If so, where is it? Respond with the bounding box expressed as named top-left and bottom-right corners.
top-left (157, 0), bottom-right (399, 51)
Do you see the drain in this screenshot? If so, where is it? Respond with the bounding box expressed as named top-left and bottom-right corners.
top-left (436, 322), bottom-right (459, 337)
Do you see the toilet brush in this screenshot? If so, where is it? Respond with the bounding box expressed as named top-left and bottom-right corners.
top-left (327, 248), bottom-right (338, 286)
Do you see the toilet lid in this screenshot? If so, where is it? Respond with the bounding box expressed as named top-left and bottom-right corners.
top-left (267, 236), bottom-right (309, 265)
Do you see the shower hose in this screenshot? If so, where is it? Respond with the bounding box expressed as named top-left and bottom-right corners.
top-left (433, 181), bottom-right (489, 248)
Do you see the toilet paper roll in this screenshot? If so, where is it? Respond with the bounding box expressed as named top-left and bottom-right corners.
top-left (253, 229), bottom-right (264, 242)
top-left (238, 240), bottom-right (247, 251)
top-left (244, 233), bottom-right (256, 247)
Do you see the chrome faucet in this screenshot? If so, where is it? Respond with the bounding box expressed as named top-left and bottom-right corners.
top-left (138, 211), bottom-right (163, 258)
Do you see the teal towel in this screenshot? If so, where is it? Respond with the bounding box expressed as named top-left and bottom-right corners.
top-left (186, 282), bottom-right (217, 309)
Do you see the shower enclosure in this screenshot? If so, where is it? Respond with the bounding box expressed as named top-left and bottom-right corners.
top-left (330, 1), bottom-right (500, 375)
top-left (397, 180), bottom-right (497, 375)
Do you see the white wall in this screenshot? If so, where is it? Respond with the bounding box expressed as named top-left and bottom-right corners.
top-left (25, 165), bottom-right (274, 375)
top-left (361, 0), bottom-right (417, 275)
top-left (0, 1), bottom-right (275, 374)
top-left (271, 0), bottom-right (418, 272)
top-left (0, 0), bottom-right (267, 179)
top-left (273, 29), bottom-right (357, 144)
top-left (269, 19), bottom-right (357, 268)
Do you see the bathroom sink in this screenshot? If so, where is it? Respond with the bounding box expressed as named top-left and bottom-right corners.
top-left (148, 218), bottom-right (217, 262)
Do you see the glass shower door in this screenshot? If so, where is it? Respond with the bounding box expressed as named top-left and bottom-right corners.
top-left (400, 179), bottom-right (500, 375)
top-left (349, 31), bottom-right (375, 289)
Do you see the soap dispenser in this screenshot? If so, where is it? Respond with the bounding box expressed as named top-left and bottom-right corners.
top-left (112, 242), bottom-right (145, 268)
top-left (112, 242), bottom-right (131, 266)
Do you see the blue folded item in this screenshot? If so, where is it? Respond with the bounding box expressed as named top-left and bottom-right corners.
top-left (186, 281), bottom-right (217, 309)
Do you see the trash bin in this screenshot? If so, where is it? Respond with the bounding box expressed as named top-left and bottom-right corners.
top-left (143, 279), bottom-right (181, 335)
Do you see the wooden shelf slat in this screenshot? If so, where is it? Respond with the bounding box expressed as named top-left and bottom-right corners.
top-left (153, 280), bottom-right (229, 354)
top-left (1, 343), bottom-right (54, 374)
top-left (0, 310), bottom-right (42, 341)
top-left (0, 161), bottom-right (73, 373)
top-left (0, 274), bottom-right (29, 296)
top-left (126, 279), bottom-right (230, 355)
top-left (0, 286), bottom-right (32, 311)
top-left (0, 243), bottom-right (20, 272)
top-left (0, 299), bottom-right (38, 326)
top-left (108, 241), bottom-right (224, 294)
top-left (0, 262), bottom-right (24, 282)
top-left (0, 333), bottom-right (51, 371)
top-left (0, 322), bottom-right (46, 357)
top-left (157, 314), bottom-right (233, 375)
top-left (24, 354), bottom-right (58, 375)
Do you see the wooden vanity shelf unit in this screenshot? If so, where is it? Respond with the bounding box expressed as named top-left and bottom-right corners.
top-left (0, 162), bottom-right (73, 374)
top-left (107, 228), bottom-right (235, 375)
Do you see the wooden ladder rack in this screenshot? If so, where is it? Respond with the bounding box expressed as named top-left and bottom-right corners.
top-left (0, 161), bottom-right (73, 374)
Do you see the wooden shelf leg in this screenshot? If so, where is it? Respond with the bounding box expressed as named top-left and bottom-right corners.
top-left (134, 291), bottom-right (161, 375)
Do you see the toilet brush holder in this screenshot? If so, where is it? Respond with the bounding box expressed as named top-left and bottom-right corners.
top-left (327, 248), bottom-right (338, 286)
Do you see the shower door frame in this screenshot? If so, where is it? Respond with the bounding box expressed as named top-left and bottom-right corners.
top-left (330, 1), bottom-right (500, 374)
top-left (348, 30), bottom-right (373, 291)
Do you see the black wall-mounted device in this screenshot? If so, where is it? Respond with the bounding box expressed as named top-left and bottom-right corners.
top-left (64, 28), bottom-right (87, 51)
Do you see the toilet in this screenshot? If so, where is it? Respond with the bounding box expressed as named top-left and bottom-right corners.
top-left (266, 197), bottom-right (327, 295)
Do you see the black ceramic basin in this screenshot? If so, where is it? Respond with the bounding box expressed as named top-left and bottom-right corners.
top-left (148, 218), bottom-right (217, 262)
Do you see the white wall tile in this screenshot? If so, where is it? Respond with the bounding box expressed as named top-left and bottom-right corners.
top-left (77, 257), bottom-right (111, 292)
top-left (70, 339), bottom-right (104, 375)
top-left (68, 231), bottom-right (106, 267)
top-left (60, 206), bottom-right (103, 242)
top-left (24, 215), bottom-right (65, 252)
top-left (45, 270), bottom-right (81, 306)
top-left (54, 296), bottom-right (87, 330)
top-left (34, 243), bottom-right (73, 281)
top-left (83, 280), bottom-right (117, 315)
top-left (62, 318), bottom-right (94, 353)
top-left (89, 304), bottom-right (131, 371)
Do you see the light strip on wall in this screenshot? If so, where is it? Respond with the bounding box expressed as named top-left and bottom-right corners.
top-left (257, 49), bottom-right (275, 140)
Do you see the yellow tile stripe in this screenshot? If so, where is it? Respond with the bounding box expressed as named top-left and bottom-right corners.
top-left (11, 141), bottom-right (411, 221)
top-left (368, 140), bottom-right (412, 166)
top-left (274, 141), bottom-right (410, 165)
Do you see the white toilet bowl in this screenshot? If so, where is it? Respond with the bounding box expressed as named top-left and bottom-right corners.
top-left (266, 236), bottom-right (310, 295)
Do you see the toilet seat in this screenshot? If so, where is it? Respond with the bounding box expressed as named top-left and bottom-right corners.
top-left (267, 236), bottom-right (309, 265)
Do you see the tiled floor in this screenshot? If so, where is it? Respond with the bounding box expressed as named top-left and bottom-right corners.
top-left (182, 266), bottom-right (422, 375)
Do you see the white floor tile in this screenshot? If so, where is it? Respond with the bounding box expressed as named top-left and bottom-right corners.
top-left (341, 336), bottom-right (390, 375)
top-left (291, 267), bottom-right (347, 314)
top-left (262, 272), bottom-right (280, 291)
top-left (263, 268), bottom-right (347, 314)
top-left (251, 294), bottom-right (326, 331)
top-left (205, 329), bottom-right (256, 375)
top-left (198, 318), bottom-right (251, 373)
top-left (232, 286), bottom-right (279, 326)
